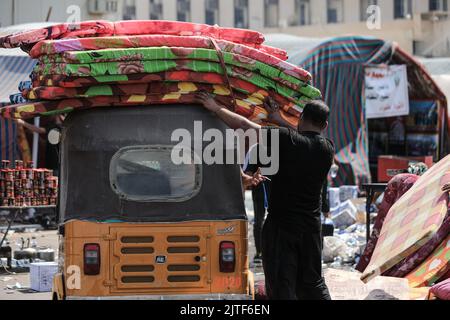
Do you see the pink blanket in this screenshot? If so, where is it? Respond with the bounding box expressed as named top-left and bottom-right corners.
top-left (0, 20), bottom-right (287, 60)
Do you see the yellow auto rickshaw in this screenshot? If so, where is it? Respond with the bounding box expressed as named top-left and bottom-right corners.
top-left (52, 104), bottom-right (253, 300)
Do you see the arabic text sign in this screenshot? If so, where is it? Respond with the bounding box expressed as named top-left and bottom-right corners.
top-left (364, 65), bottom-right (409, 119)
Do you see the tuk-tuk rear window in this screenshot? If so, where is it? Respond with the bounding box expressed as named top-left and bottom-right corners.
top-left (110, 146), bottom-right (201, 202)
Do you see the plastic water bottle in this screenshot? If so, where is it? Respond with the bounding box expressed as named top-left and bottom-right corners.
top-left (330, 163), bottom-right (339, 179)
top-left (31, 237), bottom-right (37, 248)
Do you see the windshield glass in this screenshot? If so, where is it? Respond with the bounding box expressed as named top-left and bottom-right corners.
top-left (110, 146), bottom-right (201, 202)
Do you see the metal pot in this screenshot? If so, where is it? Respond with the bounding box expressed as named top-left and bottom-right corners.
top-left (13, 237), bottom-right (37, 260)
top-left (13, 247), bottom-right (37, 260)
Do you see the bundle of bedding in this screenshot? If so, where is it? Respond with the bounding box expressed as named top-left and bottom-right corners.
top-left (0, 20), bottom-right (320, 127)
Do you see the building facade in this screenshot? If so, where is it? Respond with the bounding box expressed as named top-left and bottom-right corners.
top-left (0, 0), bottom-right (123, 27)
top-left (0, 0), bottom-right (449, 57)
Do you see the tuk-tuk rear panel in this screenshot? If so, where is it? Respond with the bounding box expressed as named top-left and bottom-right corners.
top-left (63, 220), bottom-right (248, 297)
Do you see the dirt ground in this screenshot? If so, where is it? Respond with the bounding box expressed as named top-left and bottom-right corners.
top-left (0, 230), bottom-right (57, 300)
top-left (0, 192), bottom-right (422, 300)
top-left (0, 192), bottom-right (259, 300)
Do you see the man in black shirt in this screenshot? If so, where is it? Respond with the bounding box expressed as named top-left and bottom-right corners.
top-left (196, 93), bottom-right (334, 300)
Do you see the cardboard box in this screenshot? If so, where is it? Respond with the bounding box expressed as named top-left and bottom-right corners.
top-left (332, 210), bottom-right (356, 229)
top-left (349, 198), bottom-right (367, 224)
top-left (324, 268), bottom-right (411, 300)
top-left (339, 186), bottom-right (359, 202)
top-left (29, 262), bottom-right (58, 292)
top-left (331, 200), bottom-right (357, 229)
top-left (328, 187), bottom-right (340, 208)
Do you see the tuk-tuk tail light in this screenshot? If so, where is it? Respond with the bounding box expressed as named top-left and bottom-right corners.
top-left (219, 241), bottom-right (235, 273)
top-left (84, 243), bottom-right (101, 275)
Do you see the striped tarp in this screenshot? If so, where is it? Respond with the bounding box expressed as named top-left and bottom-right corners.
top-left (0, 49), bottom-right (36, 103)
top-left (300, 36), bottom-right (394, 186)
top-left (0, 48), bottom-right (35, 161)
top-left (0, 115), bottom-right (18, 161)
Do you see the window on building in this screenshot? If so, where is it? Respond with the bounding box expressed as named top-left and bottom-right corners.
top-left (106, 0), bottom-right (118, 12)
top-left (123, 0), bottom-right (136, 20)
top-left (292, 0), bottom-right (311, 26)
top-left (149, 0), bottom-right (163, 20)
top-left (205, 0), bottom-right (219, 25)
top-left (177, 0), bottom-right (191, 21)
top-left (429, 0), bottom-right (448, 11)
top-left (394, 0), bottom-right (412, 19)
top-left (327, 0), bottom-right (344, 23)
top-left (234, 0), bottom-right (249, 28)
top-left (360, 0), bottom-right (378, 21)
top-left (264, 0), bottom-right (279, 28)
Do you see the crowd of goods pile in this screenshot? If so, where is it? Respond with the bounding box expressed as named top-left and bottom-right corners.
top-left (0, 160), bottom-right (58, 207)
top-left (322, 186), bottom-right (369, 268)
top-left (0, 20), bottom-right (321, 127)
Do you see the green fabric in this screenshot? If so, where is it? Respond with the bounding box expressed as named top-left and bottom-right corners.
top-left (85, 85), bottom-right (114, 96)
top-left (34, 60), bottom-right (315, 104)
top-left (39, 47), bottom-right (320, 99)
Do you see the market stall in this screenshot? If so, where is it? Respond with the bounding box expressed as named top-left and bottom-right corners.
top-left (0, 25), bottom-right (60, 247)
top-left (266, 35), bottom-right (449, 186)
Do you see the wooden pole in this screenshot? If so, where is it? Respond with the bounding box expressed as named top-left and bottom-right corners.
top-left (46, 6), bottom-right (53, 22)
top-left (12, 0), bottom-right (15, 25)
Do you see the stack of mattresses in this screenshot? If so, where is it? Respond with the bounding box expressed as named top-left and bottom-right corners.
top-left (0, 20), bottom-right (321, 126)
top-left (361, 154), bottom-right (450, 287)
top-left (405, 233), bottom-right (450, 288)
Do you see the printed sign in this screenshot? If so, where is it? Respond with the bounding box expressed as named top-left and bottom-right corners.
top-left (364, 65), bottom-right (410, 119)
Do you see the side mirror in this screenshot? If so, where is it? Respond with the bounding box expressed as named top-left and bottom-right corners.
top-left (47, 128), bottom-right (61, 145)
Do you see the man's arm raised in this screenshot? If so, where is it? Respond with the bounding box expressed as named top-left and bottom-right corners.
top-left (196, 92), bottom-right (270, 188)
top-left (196, 92), bottom-right (261, 131)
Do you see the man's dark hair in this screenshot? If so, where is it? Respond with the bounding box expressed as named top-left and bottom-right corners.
top-left (301, 100), bottom-right (330, 128)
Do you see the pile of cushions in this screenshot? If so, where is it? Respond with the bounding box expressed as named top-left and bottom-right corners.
top-left (0, 20), bottom-right (320, 126)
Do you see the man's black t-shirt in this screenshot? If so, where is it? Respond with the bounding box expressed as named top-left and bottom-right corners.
top-left (262, 127), bottom-right (335, 233)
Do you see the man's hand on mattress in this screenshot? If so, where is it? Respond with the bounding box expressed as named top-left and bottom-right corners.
top-left (263, 96), bottom-right (296, 129)
top-left (195, 91), bottom-right (222, 113)
top-left (263, 96), bottom-right (280, 117)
